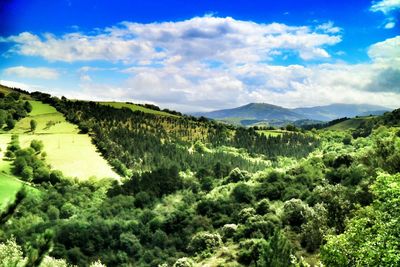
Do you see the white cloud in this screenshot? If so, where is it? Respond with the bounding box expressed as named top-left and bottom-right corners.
top-left (74, 34), bottom-right (400, 112)
top-left (3, 66), bottom-right (59, 80)
top-left (384, 21), bottom-right (396, 28)
top-left (368, 36), bottom-right (400, 67)
top-left (371, 0), bottom-right (400, 29)
top-left (2, 16), bottom-right (341, 63)
top-left (316, 21), bottom-right (342, 34)
top-left (371, 0), bottom-right (400, 14)
top-left (1, 17), bottom-right (399, 112)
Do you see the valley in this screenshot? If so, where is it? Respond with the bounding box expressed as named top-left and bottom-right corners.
top-left (0, 86), bottom-right (398, 267)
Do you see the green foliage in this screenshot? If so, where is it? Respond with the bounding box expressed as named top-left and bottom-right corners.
top-left (173, 257), bottom-right (194, 267)
top-left (30, 139), bottom-right (44, 153)
top-left (30, 119), bottom-right (37, 132)
top-left (188, 231), bottom-right (222, 254)
top-left (0, 238), bottom-right (27, 267)
top-left (282, 199), bottom-right (311, 231)
top-left (321, 173), bottom-right (400, 266)
top-left (231, 183), bottom-right (254, 203)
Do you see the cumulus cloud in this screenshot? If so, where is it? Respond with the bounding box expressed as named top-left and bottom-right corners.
top-left (370, 0), bottom-right (400, 14)
top-left (368, 36), bottom-right (400, 67)
top-left (74, 33), bottom-right (400, 112)
top-left (316, 21), bottom-right (342, 34)
top-left (3, 66), bottom-right (59, 79)
top-left (2, 16), bottom-right (341, 63)
top-left (370, 0), bottom-right (400, 29)
top-left (1, 17), bottom-right (399, 111)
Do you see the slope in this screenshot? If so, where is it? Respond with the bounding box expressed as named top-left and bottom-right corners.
top-left (99, 101), bottom-right (179, 117)
top-left (195, 103), bottom-right (305, 122)
top-left (293, 103), bottom-right (391, 121)
top-left (10, 101), bottom-right (120, 180)
top-left (325, 116), bottom-right (375, 130)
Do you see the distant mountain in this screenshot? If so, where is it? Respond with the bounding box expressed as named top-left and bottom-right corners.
top-left (292, 104), bottom-right (391, 121)
top-left (192, 103), bottom-right (392, 126)
top-left (193, 103), bottom-right (305, 122)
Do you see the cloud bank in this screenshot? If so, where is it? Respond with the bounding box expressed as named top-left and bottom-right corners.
top-left (1, 16), bottom-right (399, 111)
top-left (3, 66), bottom-right (59, 80)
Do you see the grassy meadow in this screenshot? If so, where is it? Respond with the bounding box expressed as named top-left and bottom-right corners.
top-left (5, 101), bottom-right (120, 180)
top-left (0, 134), bottom-right (22, 209)
top-left (326, 116), bottom-right (375, 130)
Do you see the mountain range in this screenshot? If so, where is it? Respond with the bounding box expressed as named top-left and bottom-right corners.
top-left (192, 103), bottom-right (391, 126)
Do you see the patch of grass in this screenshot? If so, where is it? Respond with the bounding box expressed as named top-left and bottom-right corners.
top-left (18, 134), bottom-right (120, 180)
top-left (326, 116), bottom-right (375, 131)
top-left (0, 84), bottom-right (31, 99)
top-left (0, 134), bottom-right (30, 210)
top-left (257, 130), bottom-right (286, 137)
top-left (7, 101), bottom-right (120, 180)
top-left (99, 101), bottom-right (178, 117)
top-left (12, 101), bottom-right (78, 134)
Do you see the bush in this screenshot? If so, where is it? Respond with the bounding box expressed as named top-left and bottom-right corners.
top-left (256, 199), bottom-right (271, 215)
top-left (188, 232), bottom-right (222, 254)
top-left (282, 199), bottom-right (311, 231)
top-left (30, 140), bottom-right (44, 153)
top-left (221, 224), bottom-right (238, 239)
top-left (232, 183), bottom-right (254, 203)
top-left (173, 257), bottom-right (194, 267)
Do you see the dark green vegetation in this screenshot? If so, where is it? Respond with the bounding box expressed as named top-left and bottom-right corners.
top-left (194, 102), bottom-right (391, 127)
top-left (0, 91), bottom-right (31, 131)
top-left (0, 86), bottom-right (399, 266)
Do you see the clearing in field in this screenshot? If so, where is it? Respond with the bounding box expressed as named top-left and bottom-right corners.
top-left (10, 101), bottom-right (120, 180)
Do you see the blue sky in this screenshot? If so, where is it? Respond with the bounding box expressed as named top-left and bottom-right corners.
top-left (0, 0), bottom-right (399, 111)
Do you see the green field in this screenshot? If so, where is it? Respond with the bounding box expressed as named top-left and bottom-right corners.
top-left (7, 101), bottom-right (120, 180)
top-left (11, 101), bottom-right (78, 134)
top-left (99, 101), bottom-right (178, 117)
top-left (0, 84), bottom-right (31, 99)
top-left (257, 129), bottom-right (286, 137)
top-left (326, 116), bottom-right (374, 131)
top-left (0, 134), bottom-right (22, 209)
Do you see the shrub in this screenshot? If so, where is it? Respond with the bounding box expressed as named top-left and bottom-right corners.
top-left (232, 183), bottom-right (254, 203)
top-left (188, 231), bottom-right (222, 254)
top-left (173, 257), bottom-right (194, 267)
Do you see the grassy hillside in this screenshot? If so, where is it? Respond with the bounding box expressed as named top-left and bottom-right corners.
top-left (0, 84), bottom-right (31, 99)
top-left (257, 129), bottom-right (286, 137)
top-left (99, 101), bottom-right (178, 117)
top-left (9, 101), bottom-right (120, 180)
top-left (325, 116), bottom-right (375, 130)
top-left (0, 134), bottom-right (23, 209)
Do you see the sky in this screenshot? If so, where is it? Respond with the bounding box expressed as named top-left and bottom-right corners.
top-left (0, 0), bottom-right (399, 112)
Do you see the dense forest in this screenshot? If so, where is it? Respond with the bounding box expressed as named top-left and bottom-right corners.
top-left (0, 89), bottom-right (399, 266)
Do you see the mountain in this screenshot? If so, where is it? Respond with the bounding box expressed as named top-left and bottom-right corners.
top-left (193, 103), bottom-right (392, 126)
top-left (292, 103), bottom-right (391, 121)
top-left (193, 103), bottom-right (306, 125)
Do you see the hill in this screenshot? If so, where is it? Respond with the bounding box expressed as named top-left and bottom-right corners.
top-left (194, 103), bottom-right (391, 126)
top-left (325, 116), bottom-right (375, 131)
top-left (10, 101), bottom-right (120, 180)
top-left (98, 101), bottom-right (179, 117)
top-left (292, 103), bottom-right (390, 121)
top-left (1, 85), bottom-right (399, 267)
top-left (193, 103), bottom-right (306, 126)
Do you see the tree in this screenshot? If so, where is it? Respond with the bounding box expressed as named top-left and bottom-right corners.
top-left (321, 173), bottom-right (400, 266)
top-left (282, 198), bottom-right (311, 231)
top-left (6, 118), bottom-right (15, 129)
top-left (0, 238), bottom-right (27, 267)
top-left (30, 139), bottom-right (44, 153)
top-left (30, 119), bottom-right (37, 132)
top-left (232, 183), bottom-right (254, 203)
top-left (24, 101), bottom-right (33, 113)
